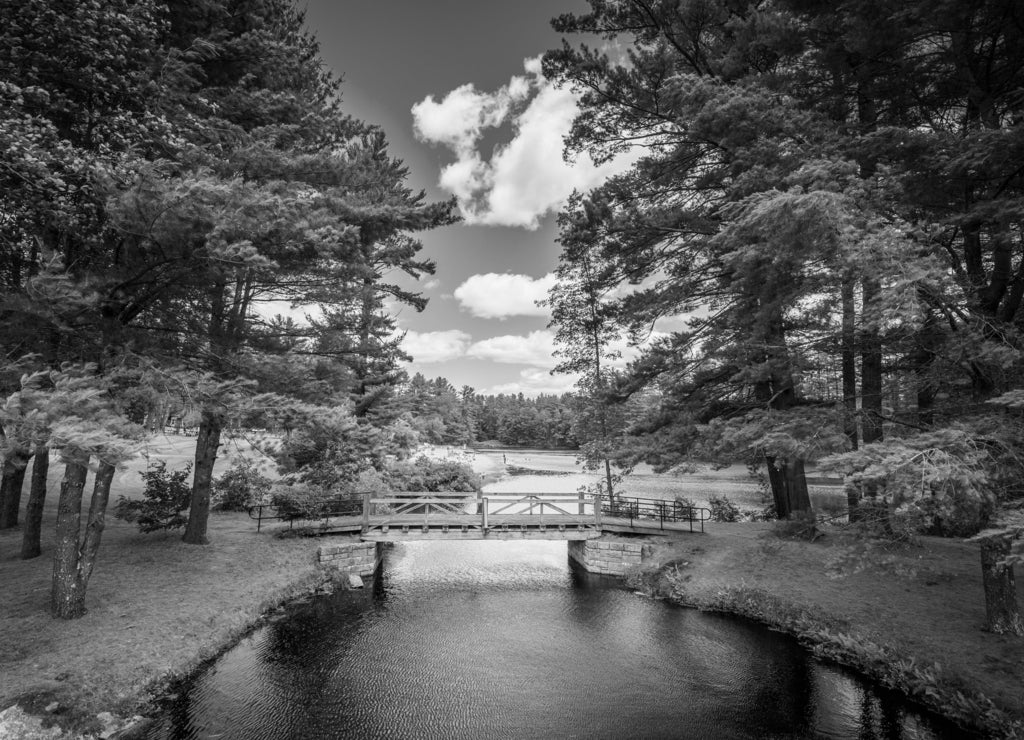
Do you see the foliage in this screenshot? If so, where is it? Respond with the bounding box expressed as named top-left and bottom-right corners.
top-left (674, 495), bottom-right (698, 522)
top-left (114, 461), bottom-right (192, 533)
top-left (384, 456), bottom-right (481, 493)
top-left (212, 456), bottom-right (272, 511)
top-left (388, 374), bottom-right (579, 449)
top-left (268, 482), bottom-right (335, 521)
top-left (707, 495), bottom-right (741, 523)
top-left (541, 0), bottom-right (1024, 531)
top-left (821, 429), bottom-right (996, 537)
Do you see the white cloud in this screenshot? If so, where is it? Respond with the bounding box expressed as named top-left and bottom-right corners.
top-left (412, 57), bottom-right (638, 229)
top-left (411, 80), bottom-right (528, 154)
top-left (484, 368), bottom-right (578, 397)
top-left (400, 329), bottom-right (471, 363)
top-left (422, 278), bottom-right (441, 290)
top-left (453, 272), bottom-right (556, 319)
top-left (467, 330), bottom-right (558, 367)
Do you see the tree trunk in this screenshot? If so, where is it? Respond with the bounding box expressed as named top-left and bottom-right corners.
top-left (765, 455), bottom-right (812, 519)
top-left (20, 445), bottom-right (49, 560)
top-left (979, 534), bottom-right (1024, 635)
top-left (861, 279), bottom-right (883, 446)
top-left (756, 308), bottom-right (812, 520)
top-left (51, 453), bottom-right (89, 619)
top-left (603, 457), bottom-right (616, 506)
top-left (183, 410), bottom-right (222, 545)
top-left (74, 461), bottom-right (116, 598)
top-left (841, 279), bottom-right (858, 450)
top-left (0, 452), bottom-right (30, 528)
top-left (912, 309), bottom-right (939, 427)
top-left (842, 280), bottom-right (864, 522)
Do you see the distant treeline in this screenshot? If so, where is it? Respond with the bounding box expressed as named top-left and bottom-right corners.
top-left (391, 373), bottom-right (578, 450)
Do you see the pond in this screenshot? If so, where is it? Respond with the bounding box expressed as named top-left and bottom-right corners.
top-left (147, 545), bottom-right (968, 739)
top-left (144, 453), bottom-right (970, 739)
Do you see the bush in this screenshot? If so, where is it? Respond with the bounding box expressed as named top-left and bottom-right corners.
top-left (674, 495), bottom-right (698, 521)
top-left (212, 456), bottom-right (272, 511)
top-left (114, 461), bottom-right (192, 533)
top-left (708, 495), bottom-right (740, 522)
top-left (269, 482), bottom-right (323, 520)
top-left (385, 455), bottom-right (481, 492)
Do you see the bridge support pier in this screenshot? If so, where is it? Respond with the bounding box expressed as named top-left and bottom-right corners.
top-left (318, 540), bottom-right (383, 578)
top-left (568, 536), bottom-right (652, 576)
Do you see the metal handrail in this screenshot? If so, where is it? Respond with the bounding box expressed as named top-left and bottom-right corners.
top-left (248, 494), bottom-right (363, 532)
top-left (601, 495), bottom-right (712, 533)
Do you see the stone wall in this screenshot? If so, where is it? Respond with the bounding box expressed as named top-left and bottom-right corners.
top-left (567, 537), bottom-right (649, 576)
top-left (317, 540), bottom-right (380, 576)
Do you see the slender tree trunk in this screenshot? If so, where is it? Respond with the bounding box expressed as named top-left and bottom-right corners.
top-left (913, 309), bottom-right (939, 426)
top-left (765, 456), bottom-right (790, 519)
top-left (979, 534), bottom-right (1024, 635)
top-left (0, 452), bottom-right (30, 528)
top-left (183, 410), bottom-right (222, 544)
top-left (21, 445), bottom-right (49, 559)
top-left (603, 457), bottom-right (615, 506)
top-left (841, 279), bottom-right (858, 449)
top-left (842, 280), bottom-right (863, 521)
top-left (861, 279), bottom-right (883, 447)
top-left (51, 453), bottom-right (89, 619)
top-left (73, 461), bottom-right (116, 599)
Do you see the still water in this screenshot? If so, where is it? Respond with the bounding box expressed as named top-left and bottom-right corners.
top-left (149, 538), bottom-right (968, 740)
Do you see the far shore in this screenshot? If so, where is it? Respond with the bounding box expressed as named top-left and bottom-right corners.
top-left (0, 438), bottom-right (1022, 738)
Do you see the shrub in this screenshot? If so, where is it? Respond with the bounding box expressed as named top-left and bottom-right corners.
top-left (114, 461), bottom-right (192, 533)
top-left (269, 482), bottom-right (323, 520)
top-left (385, 455), bottom-right (481, 492)
top-left (708, 495), bottom-right (740, 522)
top-left (674, 495), bottom-right (698, 521)
top-left (212, 456), bottom-right (272, 511)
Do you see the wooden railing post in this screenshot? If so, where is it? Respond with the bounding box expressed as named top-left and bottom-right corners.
top-left (578, 491), bottom-right (585, 516)
top-left (593, 493), bottom-right (602, 529)
top-left (482, 497), bottom-right (489, 530)
top-left (362, 493), bottom-right (371, 533)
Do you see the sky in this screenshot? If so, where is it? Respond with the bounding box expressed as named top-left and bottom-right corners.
top-left (302, 0), bottom-right (634, 396)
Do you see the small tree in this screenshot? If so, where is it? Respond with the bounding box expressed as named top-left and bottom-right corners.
top-left (212, 456), bottom-right (271, 511)
top-left (115, 460), bottom-right (193, 532)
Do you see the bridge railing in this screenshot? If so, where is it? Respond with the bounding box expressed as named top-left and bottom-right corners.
top-left (602, 495), bottom-right (711, 533)
top-left (248, 494), bottom-right (363, 533)
top-left (362, 493), bottom-right (599, 533)
top-left (482, 494), bottom-right (595, 531)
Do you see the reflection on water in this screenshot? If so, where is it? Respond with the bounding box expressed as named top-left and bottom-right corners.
top-left (150, 539), bottom-right (971, 740)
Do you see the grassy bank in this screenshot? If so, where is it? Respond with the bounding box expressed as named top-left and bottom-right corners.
top-left (0, 436), bottom-right (327, 737)
top-left (629, 523), bottom-right (1024, 738)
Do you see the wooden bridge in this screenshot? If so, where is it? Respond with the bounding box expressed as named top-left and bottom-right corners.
top-left (251, 493), bottom-right (709, 540)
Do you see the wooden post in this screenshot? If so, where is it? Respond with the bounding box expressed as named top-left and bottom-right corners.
top-left (362, 493), bottom-right (371, 533)
top-left (578, 491), bottom-right (585, 516)
top-left (593, 493), bottom-right (602, 529)
top-left (482, 497), bottom-right (489, 530)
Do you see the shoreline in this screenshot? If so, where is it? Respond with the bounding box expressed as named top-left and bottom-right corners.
top-left (3, 449), bottom-right (1023, 738)
top-left (627, 526), bottom-right (1024, 739)
top-left (0, 513), bottom-right (336, 739)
